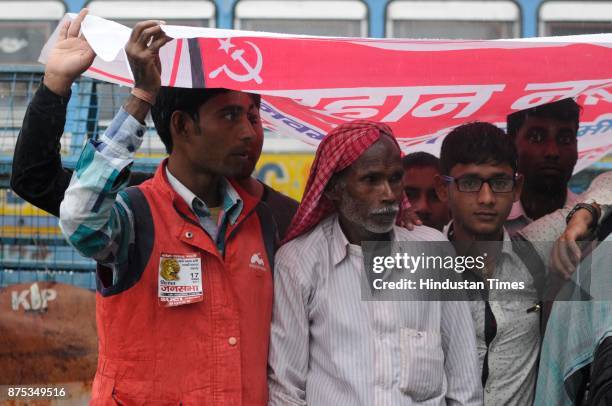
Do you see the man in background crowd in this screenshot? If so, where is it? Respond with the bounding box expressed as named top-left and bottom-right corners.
top-left (505, 98), bottom-right (580, 236)
top-left (402, 152), bottom-right (450, 231)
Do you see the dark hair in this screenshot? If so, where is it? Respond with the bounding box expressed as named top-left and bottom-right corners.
top-left (439, 122), bottom-right (517, 175)
top-left (151, 87), bottom-right (261, 153)
top-left (402, 151), bottom-right (440, 172)
top-left (506, 98), bottom-right (581, 139)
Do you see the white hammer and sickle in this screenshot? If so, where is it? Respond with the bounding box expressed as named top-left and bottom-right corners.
top-left (209, 41), bottom-right (263, 84)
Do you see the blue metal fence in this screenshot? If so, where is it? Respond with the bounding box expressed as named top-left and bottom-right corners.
top-left (0, 66), bottom-right (165, 286)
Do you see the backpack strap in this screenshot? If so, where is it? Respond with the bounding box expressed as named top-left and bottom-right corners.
top-left (96, 186), bottom-right (154, 297)
top-left (511, 235), bottom-right (549, 335)
top-left (510, 234), bottom-right (546, 297)
top-left (586, 336), bottom-right (612, 406)
top-left (255, 202), bottom-right (279, 277)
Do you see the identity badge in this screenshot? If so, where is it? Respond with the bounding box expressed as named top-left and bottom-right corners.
top-left (158, 253), bottom-right (203, 307)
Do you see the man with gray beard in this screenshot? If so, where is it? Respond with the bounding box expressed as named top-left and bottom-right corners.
top-left (268, 120), bottom-right (482, 406)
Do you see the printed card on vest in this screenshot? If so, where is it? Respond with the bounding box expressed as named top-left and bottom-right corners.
top-left (158, 253), bottom-right (203, 307)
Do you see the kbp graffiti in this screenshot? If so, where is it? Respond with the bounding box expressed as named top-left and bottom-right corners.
top-left (11, 282), bottom-right (57, 311)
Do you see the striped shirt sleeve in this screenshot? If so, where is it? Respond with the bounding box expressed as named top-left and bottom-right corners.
top-left (59, 107), bottom-right (146, 266)
top-left (268, 243), bottom-right (310, 406)
top-left (441, 300), bottom-right (484, 405)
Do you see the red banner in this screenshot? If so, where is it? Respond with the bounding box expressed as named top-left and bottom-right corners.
top-left (41, 15), bottom-right (612, 171)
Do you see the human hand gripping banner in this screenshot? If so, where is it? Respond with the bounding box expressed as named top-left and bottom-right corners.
top-left (40, 13), bottom-right (612, 172)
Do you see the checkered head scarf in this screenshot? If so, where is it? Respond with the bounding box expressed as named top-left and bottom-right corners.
top-left (283, 120), bottom-right (407, 243)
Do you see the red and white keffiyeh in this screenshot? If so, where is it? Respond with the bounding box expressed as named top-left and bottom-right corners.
top-left (283, 120), bottom-right (409, 243)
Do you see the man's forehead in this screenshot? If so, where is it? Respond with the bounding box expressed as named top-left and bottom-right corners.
top-left (353, 135), bottom-right (399, 162)
top-left (204, 90), bottom-right (258, 108)
top-left (450, 162), bottom-right (514, 177)
top-left (404, 166), bottom-right (439, 186)
top-left (521, 115), bottom-right (577, 130)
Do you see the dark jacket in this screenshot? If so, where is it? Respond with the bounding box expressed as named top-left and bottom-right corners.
top-left (10, 81), bottom-right (152, 217)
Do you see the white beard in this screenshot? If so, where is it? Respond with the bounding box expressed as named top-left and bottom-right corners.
top-left (338, 190), bottom-right (399, 234)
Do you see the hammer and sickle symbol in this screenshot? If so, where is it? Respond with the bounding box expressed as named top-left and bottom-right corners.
top-left (209, 40), bottom-right (263, 84)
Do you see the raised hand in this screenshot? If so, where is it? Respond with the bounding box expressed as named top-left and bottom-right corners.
top-left (124, 20), bottom-right (172, 98)
top-left (121, 20), bottom-right (172, 122)
top-left (44, 9), bottom-right (96, 96)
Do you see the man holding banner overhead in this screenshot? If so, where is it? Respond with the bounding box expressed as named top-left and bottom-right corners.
top-left (58, 16), bottom-right (276, 404)
top-left (11, 9), bottom-right (298, 238)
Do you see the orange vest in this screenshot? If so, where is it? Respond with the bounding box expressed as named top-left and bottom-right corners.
top-left (90, 163), bottom-right (276, 405)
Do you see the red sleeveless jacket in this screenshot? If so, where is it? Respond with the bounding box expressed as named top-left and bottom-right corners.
top-left (90, 163), bottom-right (276, 405)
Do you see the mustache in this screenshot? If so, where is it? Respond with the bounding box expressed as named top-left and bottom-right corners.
top-left (370, 205), bottom-right (400, 216)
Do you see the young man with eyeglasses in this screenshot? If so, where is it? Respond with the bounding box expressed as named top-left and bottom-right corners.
top-left (433, 122), bottom-right (610, 405)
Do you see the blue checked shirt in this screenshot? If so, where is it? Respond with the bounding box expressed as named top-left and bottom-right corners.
top-left (164, 166), bottom-right (242, 252)
top-left (59, 107), bottom-right (242, 278)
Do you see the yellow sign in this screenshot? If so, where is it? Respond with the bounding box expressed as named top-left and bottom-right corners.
top-left (254, 153), bottom-right (314, 201)
top-left (0, 189), bottom-right (61, 238)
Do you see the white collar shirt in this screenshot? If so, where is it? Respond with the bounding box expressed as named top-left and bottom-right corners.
top-left (269, 215), bottom-right (483, 406)
top-left (165, 167), bottom-right (242, 249)
top-left (443, 222), bottom-right (541, 406)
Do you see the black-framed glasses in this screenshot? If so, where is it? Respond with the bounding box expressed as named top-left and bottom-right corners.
top-left (442, 175), bottom-right (517, 193)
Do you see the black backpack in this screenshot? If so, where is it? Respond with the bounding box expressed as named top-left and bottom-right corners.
top-left (598, 214), bottom-right (612, 242)
top-left (585, 336), bottom-right (612, 406)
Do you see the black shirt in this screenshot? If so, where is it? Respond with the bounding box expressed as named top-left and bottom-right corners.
top-left (10, 81), bottom-right (152, 216)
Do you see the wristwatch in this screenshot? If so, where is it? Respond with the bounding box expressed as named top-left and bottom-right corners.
top-left (566, 202), bottom-right (600, 231)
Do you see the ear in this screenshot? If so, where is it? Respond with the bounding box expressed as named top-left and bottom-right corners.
top-left (434, 174), bottom-right (449, 203)
top-left (170, 111), bottom-right (196, 145)
top-left (324, 179), bottom-right (342, 202)
top-left (513, 173), bottom-right (524, 203)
